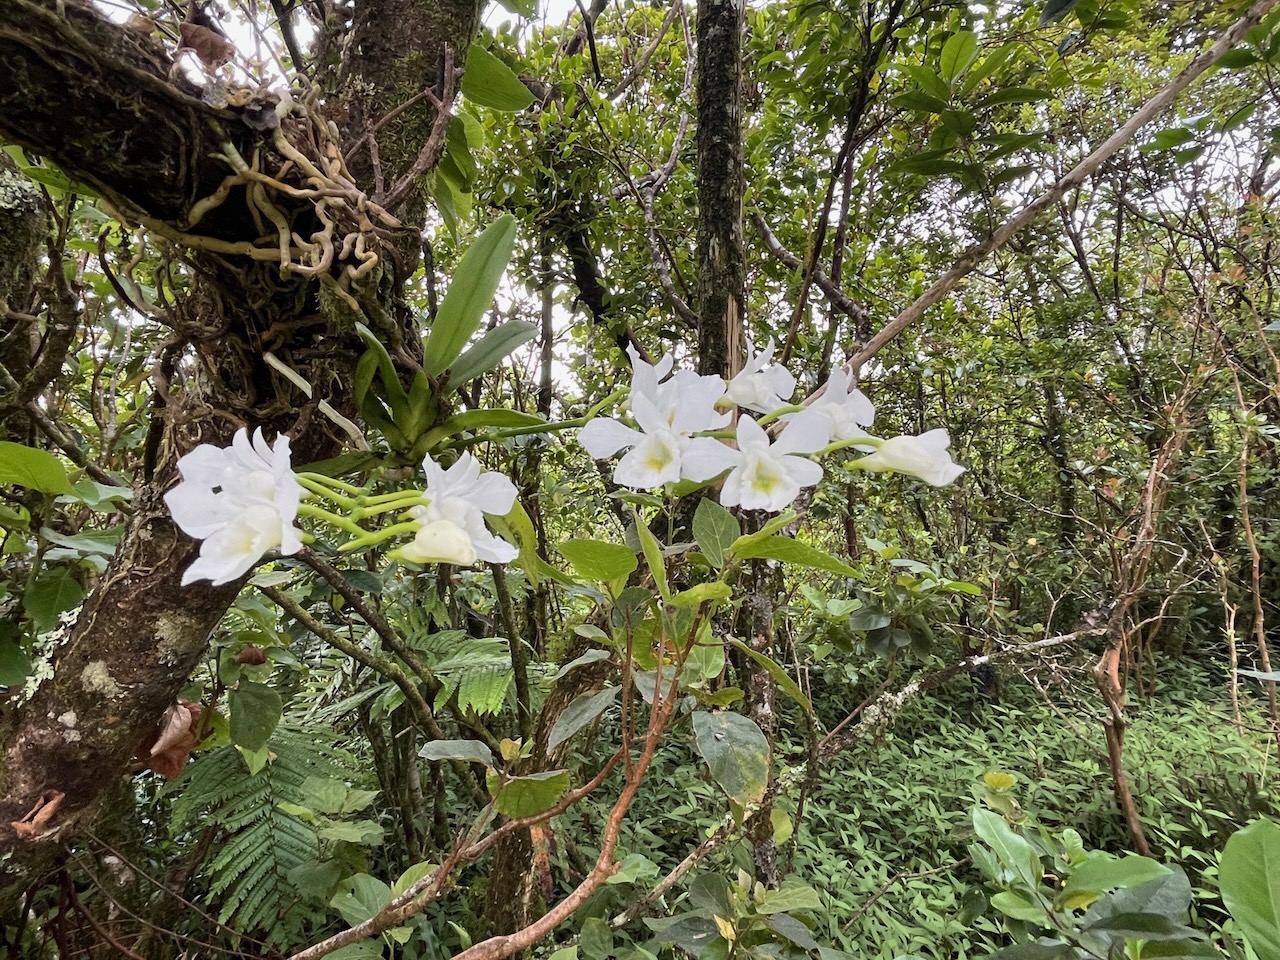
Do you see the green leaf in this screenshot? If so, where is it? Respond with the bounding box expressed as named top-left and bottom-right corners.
top-left (901, 64), bottom-right (951, 101)
top-left (1221, 818), bottom-right (1280, 959)
top-left (423, 215), bottom-right (517, 376)
top-left (768, 914), bottom-right (819, 950)
top-left (726, 639), bottom-right (811, 714)
top-left (1063, 854), bottom-right (1169, 898)
top-left (633, 515), bottom-right (670, 601)
top-left (606, 853), bottom-right (659, 885)
top-left (419, 739), bottom-right (495, 765)
top-left (960, 43), bottom-right (1015, 94)
top-left (24, 567), bottom-right (84, 631)
top-left (973, 808), bottom-right (1042, 887)
top-left (446, 408), bottom-right (546, 431)
top-left (892, 91), bottom-right (951, 114)
top-left (1040, 0), bottom-right (1081, 24)
top-left (581, 917), bottom-right (614, 960)
top-left (559, 539), bottom-right (637, 582)
top-left (732, 535), bottom-right (857, 577)
top-left (0, 638), bottom-right (32, 687)
top-left (553, 649), bottom-right (611, 679)
top-left (990, 890), bottom-right (1048, 922)
top-left (547, 687), bottom-right (620, 750)
top-left (691, 710), bottom-right (769, 807)
top-left (449, 320), bottom-right (539, 385)
top-left (977, 87), bottom-right (1054, 107)
top-left (0, 442), bottom-right (72, 494)
top-left (330, 874), bottom-right (392, 928)
top-left (939, 31), bottom-right (979, 83)
top-left (462, 45), bottom-right (535, 112)
top-left (230, 681), bottom-right (282, 752)
top-left (758, 878), bottom-right (824, 915)
top-left (393, 861), bottom-right (437, 897)
top-left (1083, 912), bottom-right (1202, 943)
top-left (491, 769), bottom-right (570, 817)
top-left (693, 498), bottom-right (740, 569)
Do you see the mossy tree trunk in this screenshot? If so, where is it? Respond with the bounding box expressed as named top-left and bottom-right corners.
top-left (0, 0), bottom-right (480, 906)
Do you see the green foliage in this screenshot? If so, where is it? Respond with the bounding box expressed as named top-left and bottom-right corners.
top-left (169, 727), bottom-right (360, 947)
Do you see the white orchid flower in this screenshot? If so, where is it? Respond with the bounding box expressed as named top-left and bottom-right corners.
top-left (398, 452), bottom-right (518, 565)
top-left (801, 367), bottom-right (875, 442)
top-left (854, 429), bottom-right (965, 486)
top-left (724, 339), bottom-right (796, 414)
top-left (579, 347), bottom-right (729, 490)
top-left (684, 412), bottom-right (827, 512)
top-left (164, 427), bottom-right (303, 586)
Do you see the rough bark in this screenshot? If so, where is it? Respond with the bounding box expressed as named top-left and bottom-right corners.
top-left (0, 0), bottom-right (481, 903)
top-left (694, 0), bottom-right (744, 378)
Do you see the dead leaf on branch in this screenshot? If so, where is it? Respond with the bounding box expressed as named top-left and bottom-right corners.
top-left (11, 790), bottom-right (65, 839)
top-left (135, 700), bottom-right (203, 780)
top-left (178, 21), bottom-right (236, 71)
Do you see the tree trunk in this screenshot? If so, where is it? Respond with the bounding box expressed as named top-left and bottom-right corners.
top-left (0, 0), bottom-right (480, 904)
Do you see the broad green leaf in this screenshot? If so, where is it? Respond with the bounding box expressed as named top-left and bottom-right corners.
top-left (939, 31), bottom-right (979, 83)
top-left (24, 567), bottom-right (84, 631)
top-left (726, 638), bottom-right (811, 714)
top-left (732, 535), bottom-right (857, 577)
top-left (960, 43), bottom-right (1015, 94)
top-left (1040, 0), bottom-right (1081, 24)
top-left (607, 853), bottom-right (659, 885)
top-left (691, 710), bottom-right (769, 807)
top-left (0, 638), bottom-right (32, 687)
top-left (990, 890), bottom-right (1047, 922)
top-left (977, 87), bottom-right (1054, 107)
top-left (553, 649), bottom-right (611, 679)
top-left (393, 861), bottom-right (438, 897)
top-left (559, 539), bottom-right (637, 582)
top-left (693, 498), bottom-right (740, 569)
top-left (1082, 912), bottom-right (1202, 943)
top-left (758, 878), bottom-right (823, 915)
top-left (330, 874), bottom-right (392, 927)
top-left (491, 769), bottom-right (570, 817)
top-left (768, 914), bottom-right (819, 950)
top-left (689, 874), bottom-right (733, 914)
top-left (230, 681), bottom-right (282, 752)
top-left (901, 63), bottom-right (951, 100)
top-left (318, 820), bottom-right (383, 844)
top-left (288, 859), bottom-right (343, 900)
top-left (449, 320), bottom-right (538, 384)
top-left (973, 808), bottom-right (1042, 887)
top-left (670, 582), bottom-right (733, 608)
top-left (461, 45), bottom-right (535, 112)
top-left (66, 479), bottom-right (132, 507)
top-left (643, 910), bottom-right (721, 956)
top-left (1221, 818), bottom-right (1280, 959)
top-left (547, 686), bottom-right (620, 750)
top-left (1063, 854), bottom-right (1169, 898)
top-left (419, 739), bottom-right (495, 765)
top-left (892, 91), bottom-right (950, 114)
top-left (0, 442), bottom-right (72, 494)
top-left (580, 917), bottom-right (614, 960)
top-left (423, 215), bottom-right (517, 376)
top-left (302, 776), bottom-right (348, 813)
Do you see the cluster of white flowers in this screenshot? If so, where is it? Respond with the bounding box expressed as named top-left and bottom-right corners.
top-left (395, 453), bottom-right (518, 566)
top-left (168, 433), bottom-right (519, 584)
top-left (165, 344), bottom-right (963, 585)
top-left (164, 428), bottom-right (305, 586)
top-left (579, 342), bottom-right (963, 511)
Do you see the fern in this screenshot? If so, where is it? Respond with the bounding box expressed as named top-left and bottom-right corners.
top-left (411, 629), bottom-right (513, 715)
top-left (169, 726), bottom-right (355, 948)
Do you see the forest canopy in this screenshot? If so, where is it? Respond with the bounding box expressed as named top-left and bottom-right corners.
top-left (2, 0), bottom-right (1280, 956)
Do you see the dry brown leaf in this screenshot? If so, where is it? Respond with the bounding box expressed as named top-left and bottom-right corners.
top-left (11, 790), bottom-right (65, 839)
top-left (178, 21), bottom-right (236, 70)
top-left (137, 700), bottom-right (202, 780)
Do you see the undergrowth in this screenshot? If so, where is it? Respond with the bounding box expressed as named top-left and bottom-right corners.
top-left (561, 659), bottom-right (1279, 960)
